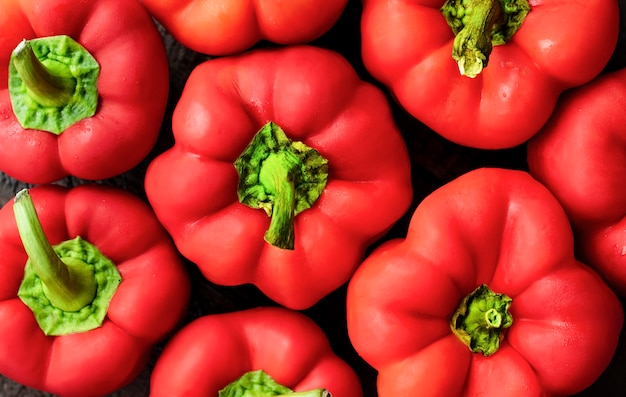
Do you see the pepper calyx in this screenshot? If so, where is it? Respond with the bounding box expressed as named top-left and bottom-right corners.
top-left (450, 283), bottom-right (513, 356)
top-left (8, 35), bottom-right (100, 134)
top-left (219, 369), bottom-right (331, 397)
top-left (234, 122), bottom-right (329, 250)
top-left (13, 189), bottom-right (121, 336)
top-left (440, 0), bottom-right (531, 77)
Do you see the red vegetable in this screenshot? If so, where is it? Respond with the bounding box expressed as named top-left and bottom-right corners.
top-left (359, 0), bottom-right (620, 149)
top-left (346, 168), bottom-right (623, 396)
top-left (150, 306), bottom-right (362, 397)
top-left (144, 44), bottom-right (413, 310)
top-left (527, 67), bottom-right (626, 296)
top-left (0, 0), bottom-right (169, 184)
top-left (0, 185), bottom-right (190, 397)
top-left (140, 0), bottom-right (348, 56)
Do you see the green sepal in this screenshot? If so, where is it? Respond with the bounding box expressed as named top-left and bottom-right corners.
top-left (234, 122), bottom-right (329, 250)
top-left (219, 369), bottom-right (330, 397)
top-left (18, 236), bottom-right (122, 336)
top-left (8, 35), bottom-right (100, 134)
top-left (450, 284), bottom-right (513, 356)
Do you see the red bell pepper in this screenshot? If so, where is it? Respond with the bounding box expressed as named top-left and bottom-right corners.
top-left (0, 185), bottom-right (190, 397)
top-left (359, 0), bottom-right (620, 149)
top-left (144, 44), bottom-right (413, 310)
top-left (346, 168), bottom-right (623, 396)
top-left (0, 0), bottom-right (169, 184)
top-left (150, 306), bottom-right (363, 397)
top-left (527, 67), bottom-right (626, 296)
top-left (139, 0), bottom-right (348, 56)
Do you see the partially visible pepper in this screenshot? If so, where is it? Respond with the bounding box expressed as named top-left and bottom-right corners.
top-left (0, 0), bottom-right (169, 183)
top-left (347, 168), bottom-right (623, 396)
top-left (528, 67), bottom-right (626, 296)
top-left (0, 185), bottom-right (190, 397)
top-left (358, 0), bottom-right (620, 148)
top-left (150, 307), bottom-right (362, 397)
top-left (140, 0), bottom-right (349, 56)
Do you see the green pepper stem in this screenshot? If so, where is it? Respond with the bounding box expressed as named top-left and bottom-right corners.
top-left (234, 122), bottom-right (329, 251)
top-left (453, 0), bottom-right (501, 78)
top-left (259, 152), bottom-right (297, 249)
top-left (441, 0), bottom-right (531, 77)
top-left (450, 284), bottom-right (513, 356)
top-left (13, 189), bottom-right (96, 312)
top-left (11, 39), bottom-right (76, 107)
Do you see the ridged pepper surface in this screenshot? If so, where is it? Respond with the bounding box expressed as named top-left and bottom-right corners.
top-left (359, 0), bottom-right (619, 149)
top-left (144, 44), bottom-right (413, 310)
top-left (150, 307), bottom-right (362, 397)
top-left (0, 0), bottom-right (169, 183)
top-left (0, 185), bottom-right (190, 397)
top-left (140, 0), bottom-right (348, 56)
top-left (528, 67), bottom-right (626, 296)
top-left (347, 168), bottom-right (623, 397)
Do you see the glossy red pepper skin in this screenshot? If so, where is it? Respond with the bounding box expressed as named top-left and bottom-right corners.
top-left (346, 168), bottom-right (623, 397)
top-left (0, 0), bottom-right (169, 184)
top-left (144, 44), bottom-right (413, 310)
top-left (150, 306), bottom-right (363, 397)
top-left (359, 0), bottom-right (620, 149)
top-left (0, 185), bottom-right (190, 397)
top-left (528, 68), bottom-right (626, 296)
top-left (140, 0), bottom-right (348, 56)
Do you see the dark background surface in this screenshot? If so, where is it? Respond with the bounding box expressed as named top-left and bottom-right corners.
top-left (2, 0), bottom-right (626, 395)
